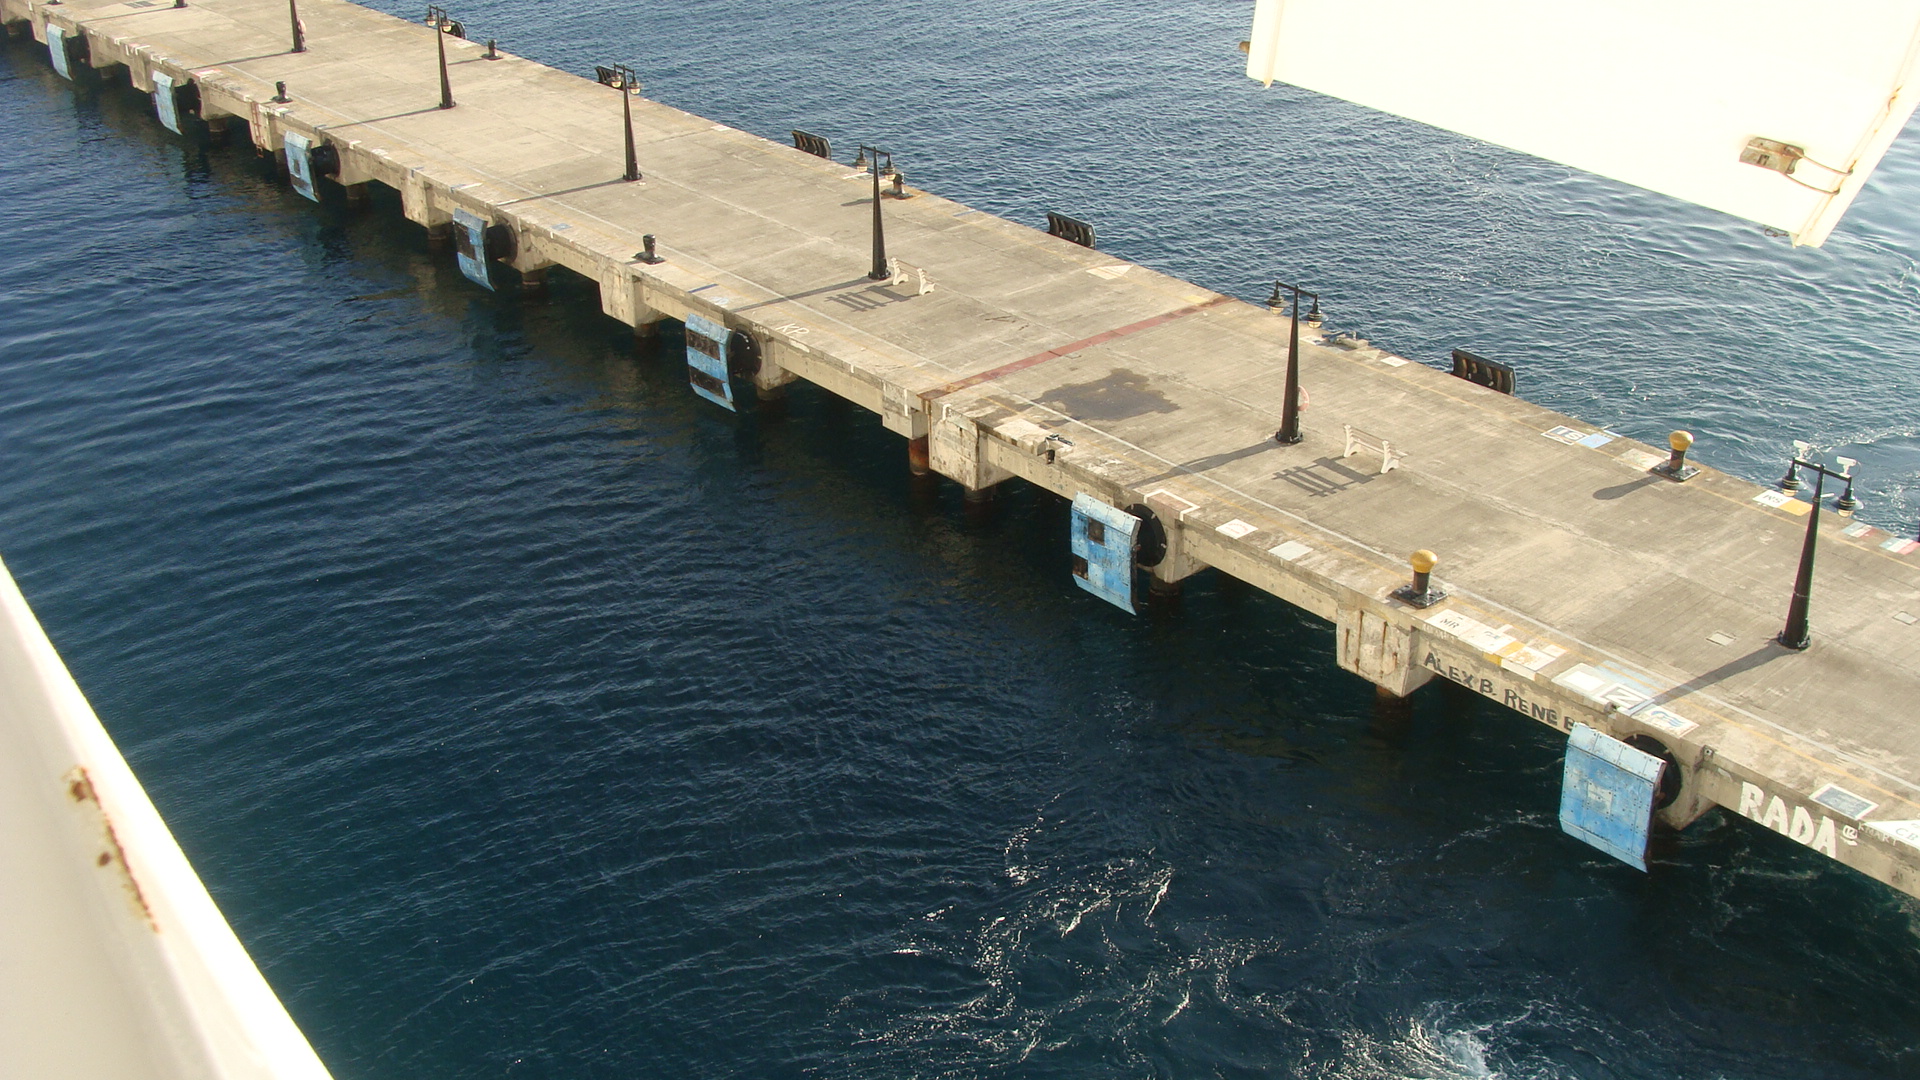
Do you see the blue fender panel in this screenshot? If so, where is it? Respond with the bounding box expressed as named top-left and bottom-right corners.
top-left (1069, 494), bottom-right (1139, 612)
top-left (684, 313), bottom-right (736, 411)
top-left (1559, 722), bottom-right (1666, 871)
top-left (153, 71), bottom-right (182, 134)
top-left (47, 25), bottom-right (73, 79)
top-left (282, 131), bottom-right (318, 202)
top-left (452, 208), bottom-right (493, 290)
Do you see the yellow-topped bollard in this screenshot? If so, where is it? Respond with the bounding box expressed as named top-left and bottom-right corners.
top-left (1655, 430), bottom-right (1699, 481)
top-left (1393, 549), bottom-right (1446, 608)
top-left (1410, 548), bottom-right (1436, 581)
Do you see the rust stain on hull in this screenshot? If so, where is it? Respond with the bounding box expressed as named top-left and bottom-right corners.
top-left (66, 766), bottom-right (158, 932)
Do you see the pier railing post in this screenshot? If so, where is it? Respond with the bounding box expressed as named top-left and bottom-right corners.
top-left (860, 146), bottom-right (891, 280)
top-left (436, 23), bottom-right (452, 108)
top-left (595, 65), bottom-right (642, 182)
top-left (425, 6), bottom-right (459, 109)
top-left (1776, 455), bottom-right (1855, 651)
top-left (1267, 280), bottom-right (1317, 445)
top-left (1779, 465), bottom-right (1824, 650)
top-left (622, 82), bottom-right (637, 181)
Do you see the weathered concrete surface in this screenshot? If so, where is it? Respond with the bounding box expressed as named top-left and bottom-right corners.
top-left (9, 0), bottom-right (1920, 899)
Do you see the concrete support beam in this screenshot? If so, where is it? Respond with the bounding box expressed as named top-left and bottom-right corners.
top-left (399, 169), bottom-right (453, 230)
top-left (928, 400), bottom-right (1013, 494)
top-left (1336, 603), bottom-right (1434, 698)
top-left (330, 145), bottom-right (384, 189)
top-left (596, 264), bottom-right (657, 328)
top-left (881, 383), bottom-right (927, 441)
top-left (1655, 756), bottom-right (1714, 831)
top-left (1142, 489), bottom-right (1209, 594)
top-left (750, 344), bottom-right (801, 398)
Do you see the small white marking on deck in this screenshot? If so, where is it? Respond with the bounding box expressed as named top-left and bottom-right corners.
top-left (1216, 519), bottom-right (1257, 540)
top-left (1426, 610), bottom-right (1486, 637)
top-left (1708, 631), bottom-right (1735, 646)
top-left (1811, 783), bottom-right (1879, 820)
top-left (1143, 489), bottom-right (1200, 520)
top-left (1269, 540), bottom-right (1310, 561)
top-left (1464, 625), bottom-right (1515, 654)
top-left (1503, 642), bottom-right (1566, 673)
top-left (1866, 820), bottom-right (1920, 851)
top-left (1627, 701), bottom-right (1698, 737)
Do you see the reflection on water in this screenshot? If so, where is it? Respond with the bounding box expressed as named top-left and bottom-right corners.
top-left (3, 5), bottom-right (1920, 1078)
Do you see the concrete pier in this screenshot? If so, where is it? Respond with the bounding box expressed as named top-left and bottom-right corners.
top-left (8, 0), bottom-right (1920, 902)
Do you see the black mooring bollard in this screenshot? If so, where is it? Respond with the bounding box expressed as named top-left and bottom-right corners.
top-left (635, 234), bottom-right (662, 264)
top-left (272, 80), bottom-right (290, 103)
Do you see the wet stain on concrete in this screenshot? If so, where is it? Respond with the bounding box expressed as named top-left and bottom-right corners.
top-left (1039, 368), bottom-right (1177, 421)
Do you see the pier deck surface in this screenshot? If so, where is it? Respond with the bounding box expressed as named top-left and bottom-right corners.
top-left (10, 0), bottom-right (1920, 898)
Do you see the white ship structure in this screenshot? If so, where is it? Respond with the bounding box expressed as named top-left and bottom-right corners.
top-left (0, 556), bottom-right (332, 1080)
top-left (1245, 0), bottom-right (1920, 245)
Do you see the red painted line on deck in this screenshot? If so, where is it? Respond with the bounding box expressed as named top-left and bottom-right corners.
top-left (923, 293), bottom-right (1236, 400)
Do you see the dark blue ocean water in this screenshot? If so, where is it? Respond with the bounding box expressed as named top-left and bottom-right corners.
top-left (4, 1), bottom-right (1920, 1076)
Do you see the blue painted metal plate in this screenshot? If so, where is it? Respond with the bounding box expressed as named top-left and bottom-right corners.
top-left (1559, 722), bottom-right (1665, 871)
top-left (684, 313), bottom-right (736, 411)
top-left (1069, 493), bottom-right (1139, 612)
top-left (282, 131), bottom-right (318, 202)
top-left (47, 26), bottom-right (72, 79)
top-left (452, 208), bottom-right (493, 291)
top-left (152, 71), bottom-right (181, 133)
